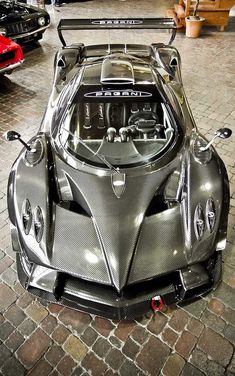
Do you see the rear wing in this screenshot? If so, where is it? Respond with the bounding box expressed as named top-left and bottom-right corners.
top-left (57, 18), bottom-right (177, 47)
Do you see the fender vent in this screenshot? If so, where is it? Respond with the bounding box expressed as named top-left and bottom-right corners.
top-left (192, 136), bottom-right (212, 165)
top-left (25, 139), bottom-right (44, 166)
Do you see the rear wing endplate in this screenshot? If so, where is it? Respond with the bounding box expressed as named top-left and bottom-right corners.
top-left (57, 18), bottom-right (177, 47)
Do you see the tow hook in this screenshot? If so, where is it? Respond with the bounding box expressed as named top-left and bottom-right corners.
top-left (151, 295), bottom-right (165, 312)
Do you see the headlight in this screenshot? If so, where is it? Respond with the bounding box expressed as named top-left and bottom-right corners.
top-left (38, 17), bottom-right (46, 26)
top-left (22, 199), bottom-right (32, 235)
top-left (206, 198), bottom-right (216, 232)
top-left (34, 206), bottom-right (44, 242)
top-left (194, 203), bottom-right (205, 240)
top-left (0, 27), bottom-right (7, 36)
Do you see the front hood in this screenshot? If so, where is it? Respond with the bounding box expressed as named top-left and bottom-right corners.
top-left (0, 1), bottom-right (29, 20)
top-left (54, 154), bottom-right (180, 291)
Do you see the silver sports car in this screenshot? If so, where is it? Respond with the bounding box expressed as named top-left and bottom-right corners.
top-left (5, 18), bottom-right (232, 319)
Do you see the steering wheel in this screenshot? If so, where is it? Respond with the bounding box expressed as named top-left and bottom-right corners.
top-left (127, 111), bottom-right (159, 133)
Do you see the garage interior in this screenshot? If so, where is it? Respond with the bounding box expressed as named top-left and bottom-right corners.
top-left (0, 0), bottom-right (235, 375)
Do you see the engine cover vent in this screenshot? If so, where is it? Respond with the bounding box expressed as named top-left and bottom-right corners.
top-left (101, 57), bottom-right (134, 84)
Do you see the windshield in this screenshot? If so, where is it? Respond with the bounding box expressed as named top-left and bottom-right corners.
top-left (59, 86), bottom-right (176, 167)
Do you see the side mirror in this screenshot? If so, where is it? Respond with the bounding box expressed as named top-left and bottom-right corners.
top-left (216, 128), bottom-right (232, 139)
top-left (4, 130), bottom-right (21, 141)
top-left (4, 130), bottom-right (32, 151)
top-left (200, 127), bottom-right (232, 151)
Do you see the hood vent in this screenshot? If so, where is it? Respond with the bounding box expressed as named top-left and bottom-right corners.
top-left (24, 139), bottom-right (44, 166)
top-left (101, 58), bottom-right (134, 84)
top-left (64, 174), bottom-right (92, 217)
top-left (145, 192), bottom-right (168, 216)
top-left (146, 181), bottom-right (169, 216)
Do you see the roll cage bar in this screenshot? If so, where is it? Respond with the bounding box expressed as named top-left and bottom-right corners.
top-left (57, 18), bottom-right (177, 47)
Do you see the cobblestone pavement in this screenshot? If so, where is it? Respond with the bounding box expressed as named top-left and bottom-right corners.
top-left (0, 0), bottom-right (235, 375)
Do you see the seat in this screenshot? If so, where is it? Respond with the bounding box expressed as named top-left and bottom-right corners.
top-left (166, 0), bottom-right (235, 31)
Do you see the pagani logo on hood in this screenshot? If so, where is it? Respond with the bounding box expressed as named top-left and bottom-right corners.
top-left (84, 90), bottom-right (152, 98)
top-left (91, 20), bottom-right (143, 25)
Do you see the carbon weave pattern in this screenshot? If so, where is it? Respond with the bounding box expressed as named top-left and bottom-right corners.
top-left (129, 205), bottom-right (187, 283)
top-left (56, 154), bottom-right (171, 291)
top-left (52, 204), bottom-right (111, 284)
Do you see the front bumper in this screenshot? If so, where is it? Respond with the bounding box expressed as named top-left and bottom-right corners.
top-left (0, 59), bottom-right (24, 74)
top-left (16, 251), bottom-right (221, 319)
top-left (10, 25), bottom-right (50, 43)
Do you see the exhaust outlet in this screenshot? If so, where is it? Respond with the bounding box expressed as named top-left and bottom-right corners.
top-left (151, 295), bottom-right (165, 312)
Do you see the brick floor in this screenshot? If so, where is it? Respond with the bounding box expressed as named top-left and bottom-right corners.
top-left (0, 0), bottom-right (235, 375)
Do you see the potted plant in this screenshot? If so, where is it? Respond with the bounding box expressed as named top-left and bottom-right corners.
top-left (185, 0), bottom-right (205, 38)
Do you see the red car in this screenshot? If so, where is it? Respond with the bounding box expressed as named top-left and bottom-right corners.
top-left (0, 35), bottom-right (24, 75)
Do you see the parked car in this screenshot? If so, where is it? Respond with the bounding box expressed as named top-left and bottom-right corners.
top-left (5, 18), bottom-right (232, 319)
top-left (0, 34), bottom-right (23, 74)
top-left (0, 0), bottom-right (50, 44)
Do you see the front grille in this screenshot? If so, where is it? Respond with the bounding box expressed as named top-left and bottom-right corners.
top-left (6, 19), bottom-right (39, 36)
top-left (0, 50), bottom-right (15, 63)
top-left (63, 269), bottom-right (180, 304)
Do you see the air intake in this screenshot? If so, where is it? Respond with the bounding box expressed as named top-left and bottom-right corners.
top-left (101, 58), bottom-right (134, 84)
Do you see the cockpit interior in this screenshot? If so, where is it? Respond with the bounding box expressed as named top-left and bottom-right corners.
top-left (60, 92), bottom-right (175, 167)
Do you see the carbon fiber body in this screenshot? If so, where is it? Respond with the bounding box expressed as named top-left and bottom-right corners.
top-left (7, 20), bottom-right (230, 318)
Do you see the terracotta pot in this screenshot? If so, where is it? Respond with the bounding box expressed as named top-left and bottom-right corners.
top-left (185, 16), bottom-right (205, 38)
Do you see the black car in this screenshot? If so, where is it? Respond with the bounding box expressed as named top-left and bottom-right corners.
top-left (0, 0), bottom-right (50, 44)
top-left (5, 18), bottom-right (232, 319)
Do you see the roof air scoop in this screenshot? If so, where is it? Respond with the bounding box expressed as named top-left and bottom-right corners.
top-left (101, 58), bottom-right (134, 84)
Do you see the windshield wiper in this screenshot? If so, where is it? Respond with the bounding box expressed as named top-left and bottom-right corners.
top-left (61, 127), bottom-right (119, 172)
